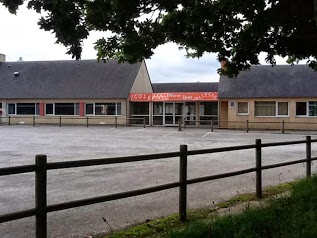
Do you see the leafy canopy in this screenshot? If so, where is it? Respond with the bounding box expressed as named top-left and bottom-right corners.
top-left (2, 0), bottom-right (317, 76)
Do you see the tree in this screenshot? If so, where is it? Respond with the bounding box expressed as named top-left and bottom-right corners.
top-left (2, 0), bottom-right (317, 76)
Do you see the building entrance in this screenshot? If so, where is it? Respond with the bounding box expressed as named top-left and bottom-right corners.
top-left (164, 102), bottom-right (183, 126)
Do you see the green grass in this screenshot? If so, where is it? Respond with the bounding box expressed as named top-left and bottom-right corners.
top-left (168, 176), bottom-right (317, 238)
top-left (103, 181), bottom-right (296, 238)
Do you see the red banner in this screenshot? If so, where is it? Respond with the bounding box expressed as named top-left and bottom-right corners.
top-left (129, 92), bottom-right (218, 102)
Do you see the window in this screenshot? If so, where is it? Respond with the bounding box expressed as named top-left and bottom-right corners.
top-left (309, 102), bottom-right (317, 116)
top-left (55, 103), bottom-right (76, 115)
top-left (17, 103), bottom-right (37, 115)
top-left (130, 102), bottom-right (149, 115)
top-left (153, 102), bottom-right (163, 115)
top-left (165, 103), bottom-right (174, 115)
top-left (46, 103), bottom-right (54, 115)
top-left (255, 101), bottom-right (276, 116)
top-left (255, 101), bottom-right (288, 117)
top-left (84, 103), bottom-right (121, 116)
top-left (75, 103), bottom-right (80, 115)
top-left (277, 102), bottom-right (288, 116)
top-left (237, 102), bottom-right (248, 115)
top-left (8, 104), bottom-right (15, 115)
top-left (86, 103), bottom-right (94, 115)
top-left (95, 103), bottom-right (121, 116)
top-left (296, 102), bottom-right (306, 116)
top-left (200, 102), bottom-right (218, 115)
top-left (117, 103), bottom-right (121, 115)
top-left (7, 103), bottom-right (39, 115)
top-left (296, 101), bottom-right (317, 117)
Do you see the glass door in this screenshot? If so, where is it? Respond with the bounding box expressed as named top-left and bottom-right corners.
top-left (175, 103), bottom-right (183, 125)
top-left (164, 102), bottom-right (183, 126)
top-left (164, 103), bottom-right (174, 125)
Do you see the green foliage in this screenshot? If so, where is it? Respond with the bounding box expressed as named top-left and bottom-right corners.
top-left (103, 181), bottom-right (294, 238)
top-left (2, 0), bottom-right (317, 76)
top-left (168, 175), bottom-right (317, 238)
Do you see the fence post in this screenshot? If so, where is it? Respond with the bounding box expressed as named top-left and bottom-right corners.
top-left (143, 117), bottom-right (146, 128)
top-left (59, 116), bottom-right (62, 127)
top-left (178, 118), bottom-right (182, 131)
top-left (306, 136), bottom-right (312, 178)
top-left (33, 116), bottom-right (36, 127)
top-left (86, 117), bottom-right (89, 127)
top-left (211, 120), bottom-right (214, 132)
top-left (115, 117), bottom-right (117, 128)
top-left (282, 121), bottom-right (285, 134)
top-left (8, 116), bottom-right (11, 126)
top-left (35, 154), bottom-right (47, 238)
top-left (255, 139), bottom-right (262, 199)
top-left (246, 120), bottom-right (249, 133)
top-left (179, 145), bottom-right (188, 222)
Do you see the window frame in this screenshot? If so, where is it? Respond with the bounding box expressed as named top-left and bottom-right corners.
top-left (254, 101), bottom-right (289, 117)
top-left (296, 101), bottom-right (317, 117)
top-left (45, 103), bottom-right (79, 116)
top-left (8, 103), bottom-right (16, 115)
top-left (295, 101), bottom-right (308, 117)
top-left (277, 101), bottom-right (289, 116)
top-left (45, 103), bottom-right (54, 115)
top-left (54, 103), bottom-right (78, 116)
top-left (85, 102), bottom-right (122, 116)
top-left (236, 102), bottom-right (249, 115)
top-left (7, 103), bottom-right (39, 116)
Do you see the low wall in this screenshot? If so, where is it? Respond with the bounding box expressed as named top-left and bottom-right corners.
top-left (0, 116), bottom-right (129, 126)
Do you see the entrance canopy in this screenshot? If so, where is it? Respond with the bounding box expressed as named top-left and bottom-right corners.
top-left (129, 92), bottom-right (218, 102)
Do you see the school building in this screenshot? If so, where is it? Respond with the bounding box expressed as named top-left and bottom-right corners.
top-left (0, 54), bottom-right (218, 126)
top-left (218, 64), bottom-right (317, 130)
top-left (1, 52), bottom-right (317, 130)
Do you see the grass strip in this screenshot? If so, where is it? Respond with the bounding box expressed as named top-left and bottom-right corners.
top-left (103, 181), bottom-right (296, 238)
top-left (168, 176), bottom-right (317, 238)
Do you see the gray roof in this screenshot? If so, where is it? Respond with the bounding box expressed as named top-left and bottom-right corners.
top-left (0, 59), bottom-right (142, 99)
top-left (218, 65), bottom-right (317, 99)
top-left (152, 82), bottom-right (218, 93)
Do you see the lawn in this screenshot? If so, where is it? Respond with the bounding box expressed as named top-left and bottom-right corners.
top-left (103, 176), bottom-right (317, 238)
top-left (168, 175), bottom-right (317, 238)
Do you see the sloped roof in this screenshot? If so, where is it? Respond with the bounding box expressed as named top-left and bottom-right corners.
top-left (218, 65), bottom-right (317, 99)
top-left (0, 59), bottom-right (142, 99)
top-left (152, 82), bottom-right (218, 93)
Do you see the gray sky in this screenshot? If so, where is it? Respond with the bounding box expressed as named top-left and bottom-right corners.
top-left (0, 4), bottom-right (287, 83)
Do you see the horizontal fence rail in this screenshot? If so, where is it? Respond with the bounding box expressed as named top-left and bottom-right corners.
top-left (0, 116), bottom-right (147, 128)
top-left (0, 136), bottom-right (316, 237)
top-left (179, 118), bottom-right (317, 133)
top-left (3, 116), bottom-right (317, 133)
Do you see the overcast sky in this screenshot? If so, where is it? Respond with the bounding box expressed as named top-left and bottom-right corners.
top-left (0, 4), bottom-right (287, 83)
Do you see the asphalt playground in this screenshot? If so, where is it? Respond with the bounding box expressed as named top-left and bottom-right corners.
top-left (1, 125), bottom-right (317, 238)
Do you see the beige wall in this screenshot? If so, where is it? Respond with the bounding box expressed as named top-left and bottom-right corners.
top-left (129, 61), bottom-right (153, 93)
top-left (6, 116), bottom-right (127, 126)
top-left (220, 98), bottom-right (317, 130)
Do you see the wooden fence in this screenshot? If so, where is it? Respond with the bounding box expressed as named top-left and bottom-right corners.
top-left (180, 118), bottom-right (317, 133)
top-left (0, 116), bottom-right (146, 128)
top-left (0, 136), bottom-right (317, 238)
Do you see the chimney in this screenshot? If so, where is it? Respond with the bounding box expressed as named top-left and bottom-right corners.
top-left (0, 53), bottom-right (6, 62)
top-left (220, 58), bottom-right (228, 70)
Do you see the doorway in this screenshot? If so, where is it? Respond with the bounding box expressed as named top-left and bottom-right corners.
top-left (164, 102), bottom-right (183, 126)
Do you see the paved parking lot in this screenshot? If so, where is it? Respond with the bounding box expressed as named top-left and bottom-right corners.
top-left (1, 125), bottom-right (317, 238)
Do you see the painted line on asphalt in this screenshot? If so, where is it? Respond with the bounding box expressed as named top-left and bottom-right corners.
top-left (162, 132), bottom-right (177, 137)
top-left (202, 132), bottom-right (211, 138)
top-left (124, 128), bottom-right (146, 134)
